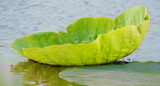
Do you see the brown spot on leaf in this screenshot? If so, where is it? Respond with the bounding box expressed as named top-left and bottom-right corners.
top-left (77, 75), bottom-right (95, 77)
top-left (100, 78), bottom-right (108, 82)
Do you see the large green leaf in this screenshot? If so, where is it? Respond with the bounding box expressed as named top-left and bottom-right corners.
top-left (67, 17), bottom-right (114, 44)
top-left (9, 30), bottom-right (69, 56)
top-left (114, 6), bottom-right (147, 29)
top-left (10, 6), bottom-right (150, 65)
top-left (59, 62), bottom-right (160, 86)
top-left (10, 17), bottom-right (114, 57)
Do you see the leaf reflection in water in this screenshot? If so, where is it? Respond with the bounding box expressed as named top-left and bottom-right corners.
top-left (10, 60), bottom-right (82, 86)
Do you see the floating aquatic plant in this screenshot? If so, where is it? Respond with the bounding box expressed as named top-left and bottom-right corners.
top-left (10, 6), bottom-right (150, 66)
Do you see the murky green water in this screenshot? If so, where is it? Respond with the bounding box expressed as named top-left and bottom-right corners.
top-left (0, 0), bottom-right (160, 86)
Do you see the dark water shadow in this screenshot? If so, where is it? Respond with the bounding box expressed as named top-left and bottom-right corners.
top-left (82, 61), bottom-right (160, 73)
top-left (10, 60), bottom-right (83, 86)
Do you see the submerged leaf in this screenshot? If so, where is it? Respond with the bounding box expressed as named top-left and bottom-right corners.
top-left (10, 6), bottom-right (150, 66)
top-left (59, 62), bottom-right (160, 86)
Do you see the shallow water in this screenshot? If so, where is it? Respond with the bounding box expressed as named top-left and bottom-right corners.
top-left (0, 0), bottom-right (160, 86)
